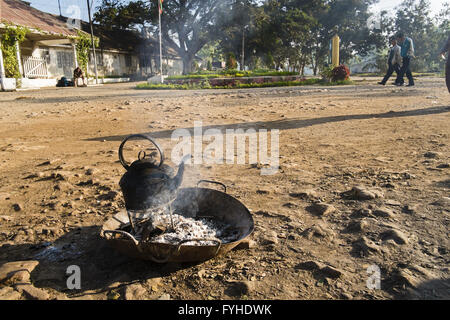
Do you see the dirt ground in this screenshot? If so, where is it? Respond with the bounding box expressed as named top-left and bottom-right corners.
top-left (0, 77), bottom-right (449, 300)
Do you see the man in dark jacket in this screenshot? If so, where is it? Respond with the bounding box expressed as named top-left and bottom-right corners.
top-left (395, 32), bottom-right (415, 87)
top-left (439, 34), bottom-right (450, 93)
top-left (73, 67), bottom-right (86, 87)
top-left (378, 37), bottom-right (402, 85)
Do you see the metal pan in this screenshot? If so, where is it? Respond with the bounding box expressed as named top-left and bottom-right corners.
top-left (101, 181), bottom-right (254, 263)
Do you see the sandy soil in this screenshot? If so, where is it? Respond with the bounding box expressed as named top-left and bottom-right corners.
top-left (0, 77), bottom-right (449, 300)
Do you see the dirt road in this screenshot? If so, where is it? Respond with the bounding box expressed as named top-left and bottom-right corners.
top-left (0, 77), bottom-right (449, 300)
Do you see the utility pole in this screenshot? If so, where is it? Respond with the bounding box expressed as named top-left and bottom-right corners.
top-left (58, 0), bottom-right (62, 16)
top-left (241, 27), bottom-right (245, 71)
top-left (87, 0), bottom-right (99, 85)
top-left (158, 1), bottom-right (163, 83)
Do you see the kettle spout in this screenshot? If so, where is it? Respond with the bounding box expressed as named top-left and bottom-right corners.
top-left (172, 154), bottom-right (191, 190)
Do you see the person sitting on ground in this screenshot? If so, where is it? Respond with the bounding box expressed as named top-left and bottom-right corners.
top-left (378, 37), bottom-right (402, 86)
top-left (439, 34), bottom-right (450, 93)
top-left (395, 32), bottom-right (415, 87)
top-left (73, 67), bottom-right (86, 87)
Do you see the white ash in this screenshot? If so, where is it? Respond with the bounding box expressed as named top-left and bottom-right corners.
top-left (134, 212), bottom-right (240, 246)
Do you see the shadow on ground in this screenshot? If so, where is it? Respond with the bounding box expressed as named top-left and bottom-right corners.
top-left (85, 105), bottom-right (450, 142)
top-left (0, 225), bottom-right (203, 297)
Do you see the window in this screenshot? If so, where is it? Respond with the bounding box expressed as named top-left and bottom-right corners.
top-left (125, 55), bottom-right (132, 67)
top-left (57, 52), bottom-right (74, 68)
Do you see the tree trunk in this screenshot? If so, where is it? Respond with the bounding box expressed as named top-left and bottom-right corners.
top-left (182, 55), bottom-right (194, 75)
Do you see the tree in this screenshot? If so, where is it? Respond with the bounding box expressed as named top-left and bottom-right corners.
top-left (150, 0), bottom-right (232, 74)
top-left (395, 0), bottom-right (441, 72)
top-left (94, 0), bottom-right (150, 30)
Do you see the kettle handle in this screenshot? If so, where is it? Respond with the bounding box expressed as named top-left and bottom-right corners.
top-left (118, 134), bottom-right (164, 170)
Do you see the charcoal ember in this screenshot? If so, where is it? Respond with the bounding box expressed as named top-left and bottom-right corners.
top-left (125, 210), bottom-right (239, 245)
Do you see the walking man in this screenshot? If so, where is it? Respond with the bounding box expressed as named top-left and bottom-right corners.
top-left (395, 32), bottom-right (415, 87)
top-left (439, 34), bottom-right (450, 93)
top-left (378, 37), bottom-right (402, 85)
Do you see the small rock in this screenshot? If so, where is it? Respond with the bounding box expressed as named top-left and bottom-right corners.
top-left (381, 229), bottom-right (408, 245)
top-left (261, 231), bottom-right (278, 245)
top-left (0, 261), bottom-right (39, 284)
top-left (0, 286), bottom-right (22, 300)
top-left (39, 159), bottom-right (61, 166)
top-left (296, 260), bottom-right (325, 271)
top-left (385, 200), bottom-right (402, 207)
top-left (352, 237), bottom-right (380, 257)
top-left (340, 292), bottom-right (353, 300)
top-left (350, 186), bottom-right (383, 200)
top-left (123, 283), bottom-right (147, 300)
top-left (289, 189), bottom-right (317, 199)
top-left (157, 293), bottom-right (171, 300)
top-left (424, 151), bottom-right (441, 159)
top-left (306, 203), bottom-right (336, 216)
top-left (345, 219), bottom-right (368, 233)
top-left (321, 266), bottom-right (343, 279)
top-left (301, 224), bottom-right (333, 240)
top-left (15, 284), bottom-right (49, 300)
top-left (227, 281), bottom-right (253, 296)
top-left (197, 269), bottom-right (206, 278)
top-left (12, 203), bottom-right (22, 212)
top-left (436, 163), bottom-right (449, 169)
top-left (394, 269), bottom-right (420, 288)
top-left (373, 207), bottom-right (394, 218)
top-left (234, 239), bottom-right (256, 250)
top-left (402, 205), bottom-right (417, 214)
top-left (85, 168), bottom-right (98, 176)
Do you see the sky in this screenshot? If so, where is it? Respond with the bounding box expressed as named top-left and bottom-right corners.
top-left (25, 0), bottom-right (448, 22)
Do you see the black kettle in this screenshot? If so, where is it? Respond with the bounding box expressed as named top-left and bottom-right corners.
top-left (118, 134), bottom-right (187, 211)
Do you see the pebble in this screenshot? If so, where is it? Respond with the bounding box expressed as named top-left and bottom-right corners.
top-left (321, 266), bottom-right (343, 279)
top-left (123, 283), bottom-right (147, 300)
top-left (261, 231), bottom-right (279, 245)
top-left (234, 239), bottom-right (256, 250)
top-left (352, 237), bottom-right (380, 256)
top-left (0, 261), bottom-right (39, 284)
top-left (436, 163), bottom-right (449, 168)
top-left (296, 260), bottom-right (325, 271)
top-left (373, 207), bottom-right (394, 218)
top-left (12, 203), bottom-right (22, 212)
top-left (381, 228), bottom-right (408, 245)
top-left (402, 205), bottom-right (417, 214)
top-left (301, 224), bottom-right (333, 240)
top-left (15, 284), bottom-right (49, 300)
top-left (157, 293), bottom-right (171, 300)
top-left (227, 281), bottom-right (253, 296)
top-left (85, 168), bottom-right (98, 176)
top-left (385, 199), bottom-right (402, 207)
top-left (424, 151), bottom-right (441, 159)
top-left (0, 286), bottom-right (22, 300)
top-left (289, 189), bottom-right (317, 199)
top-left (307, 203), bottom-right (336, 216)
top-left (351, 186), bottom-right (383, 200)
top-left (346, 219), bottom-right (368, 233)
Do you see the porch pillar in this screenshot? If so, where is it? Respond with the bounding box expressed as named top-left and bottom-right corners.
top-left (15, 41), bottom-right (24, 77)
top-left (72, 42), bottom-right (79, 68)
top-left (0, 39), bottom-right (6, 91)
